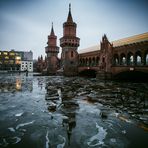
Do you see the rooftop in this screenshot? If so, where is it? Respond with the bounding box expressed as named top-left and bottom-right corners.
top-left (78, 32), bottom-right (148, 54)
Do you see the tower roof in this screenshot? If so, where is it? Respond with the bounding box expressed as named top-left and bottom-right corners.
top-left (67, 3), bottom-right (73, 23)
top-left (50, 22), bottom-right (55, 36)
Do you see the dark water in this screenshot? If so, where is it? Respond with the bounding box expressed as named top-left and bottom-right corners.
top-left (0, 73), bottom-right (148, 148)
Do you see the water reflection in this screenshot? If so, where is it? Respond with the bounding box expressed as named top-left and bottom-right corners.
top-left (16, 79), bottom-right (21, 90)
top-left (0, 74), bottom-right (33, 92)
top-left (45, 77), bottom-right (80, 146)
top-left (0, 75), bottom-right (148, 147)
top-left (44, 76), bottom-right (148, 147)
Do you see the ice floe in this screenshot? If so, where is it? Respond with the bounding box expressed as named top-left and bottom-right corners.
top-left (15, 112), bottom-right (23, 117)
top-left (57, 135), bottom-right (66, 148)
top-left (87, 123), bottom-right (107, 147)
top-left (16, 120), bottom-right (35, 130)
top-left (8, 127), bottom-right (15, 132)
top-left (45, 130), bottom-right (50, 148)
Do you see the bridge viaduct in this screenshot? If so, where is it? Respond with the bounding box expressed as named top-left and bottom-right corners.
top-left (78, 33), bottom-right (148, 79)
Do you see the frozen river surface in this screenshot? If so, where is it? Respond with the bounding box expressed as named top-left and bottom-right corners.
top-left (0, 73), bottom-right (148, 148)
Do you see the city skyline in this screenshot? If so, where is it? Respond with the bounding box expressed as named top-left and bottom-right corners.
top-left (0, 0), bottom-right (148, 59)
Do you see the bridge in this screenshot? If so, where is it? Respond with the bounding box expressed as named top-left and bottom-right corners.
top-left (78, 33), bottom-right (148, 79)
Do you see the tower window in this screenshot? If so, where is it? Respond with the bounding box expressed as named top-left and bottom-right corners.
top-left (71, 51), bottom-right (74, 57)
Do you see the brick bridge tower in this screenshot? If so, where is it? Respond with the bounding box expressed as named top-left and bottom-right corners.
top-left (60, 4), bottom-right (80, 76)
top-left (45, 23), bottom-right (59, 74)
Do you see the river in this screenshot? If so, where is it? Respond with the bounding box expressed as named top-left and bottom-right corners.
top-left (0, 73), bottom-right (147, 148)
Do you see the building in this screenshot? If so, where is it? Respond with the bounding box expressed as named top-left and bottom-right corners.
top-left (0, 50), bottom-right (21, 71)
top-left (36, 55), bottom-right (47, 73)
top-left (20, 61), bottom-right (33, 72)
top-left (18, 51), bottom-right (33, 72)
top-left (0, 50), bottom-right (33, 72)
top-left (45, 23), bottom-right (59, 74)
top-left (60, 4), bottom-right (80, 76)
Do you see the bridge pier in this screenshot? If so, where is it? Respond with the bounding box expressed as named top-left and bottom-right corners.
top-left (96, 71), bottom-right (112, 80)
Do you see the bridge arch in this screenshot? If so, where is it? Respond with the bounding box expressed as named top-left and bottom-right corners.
top-left (113, 70), bottom-right (148, 81)
top-left (79, 69), bottom-right (97, 77)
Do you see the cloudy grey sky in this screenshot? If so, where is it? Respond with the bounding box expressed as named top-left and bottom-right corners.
top-left (0, 0), bottom-right (148, 59)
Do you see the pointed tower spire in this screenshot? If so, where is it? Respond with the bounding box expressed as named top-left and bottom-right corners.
top-left (50, 22), bottom-right (55, 36)
top-left (67, 3), bottom-right (73, 22)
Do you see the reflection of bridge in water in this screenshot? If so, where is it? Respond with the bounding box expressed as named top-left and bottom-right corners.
top-left (78, 33), bottom-right (148, 79)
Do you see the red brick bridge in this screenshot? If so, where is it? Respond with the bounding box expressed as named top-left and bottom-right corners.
top-left (78, 33), bottom-right (148, 79)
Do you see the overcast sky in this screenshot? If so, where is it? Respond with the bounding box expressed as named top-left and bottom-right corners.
top-left (0, 0), bottom-right (148, 59)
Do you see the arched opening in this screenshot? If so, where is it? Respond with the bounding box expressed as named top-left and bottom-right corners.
top-left (145, 50), bottom-right (148, 65)
top-left (113, 54), bottom-right (119, 65)
top-left (82, 58), bottom-right (85, 66)
top-left (86, 58), bottom-right (88, 66)
top-left (89, 58), bottom-right (92, 66)
top-left (92, 57), bottom-right (95, 66)
top-left (127, 52), bottom-right (134, 65)
top-left (79, 69), bottom-right (97, 78)
top-left (146, 54), bottom-right (148, 65)
top-left (96, 57), bottom-right (99, 66)
top-left (120, 53), bottom-right (126, 65)
top-left (135, 51), bottom-right (142, 65)
top-left (79, 58), bottom-right (82, 66)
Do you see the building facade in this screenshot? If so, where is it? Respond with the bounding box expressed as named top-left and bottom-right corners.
top-left (19, 51), bottom-right (33, 72)
top-left (36, 55), bottom-right (47, 73)
top-left (0, 50), bottom-right (21, 71)
top-left (0, 50), bottom-right (33, 72)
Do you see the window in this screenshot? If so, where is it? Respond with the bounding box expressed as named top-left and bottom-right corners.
top-left (3, 52), bottom-right (8, 55)
top-left (5, 56), bottom-right (9, 59)
top-left (9, 52), bottom-right (15, 56)
top-left (71, 51), bottom-right (74, 57)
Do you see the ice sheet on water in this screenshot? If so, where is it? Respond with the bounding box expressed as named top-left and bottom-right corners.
top-left (87, 122), bottom-right (107, 147)
top-left (16, 120), bottom-right (35, 130)
top-left (8, 127), bottom-right (15, 132)
top-left (15, 112), bottom-right (23, 117)
top-left (45, 131), bottom-right (50, 148)
top-left (57, 135), bottom-right (66, 148)
top-left (0, 136), bottom-right (21, 146)
top-left (11, 136), bottom-right (21, 144)
top-left (110, 138), bottom-right (116, 143)
top-left (0, 138), bottom-right (8, 147)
